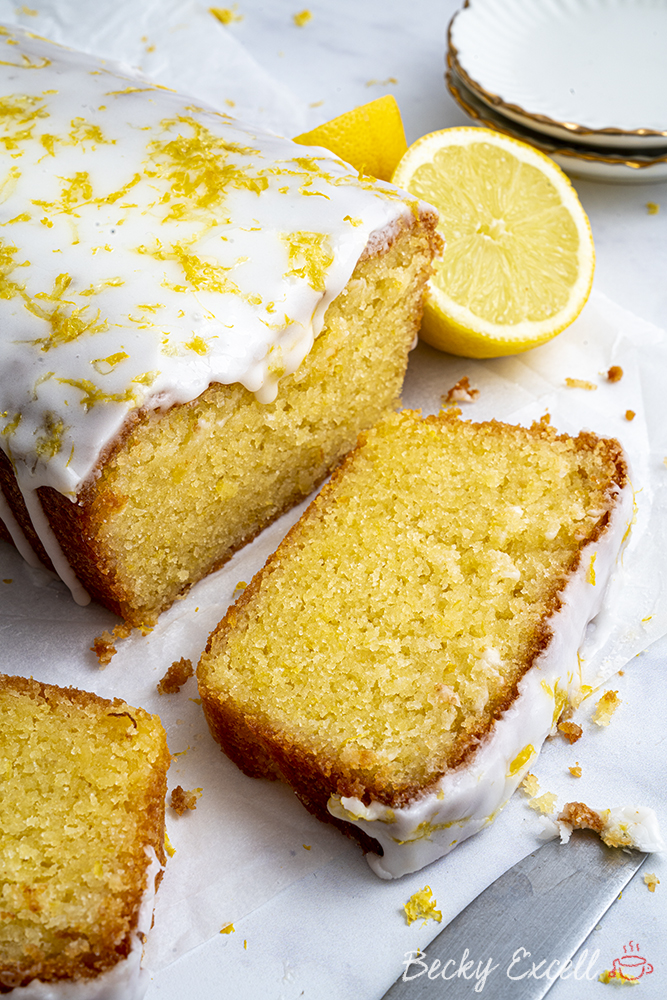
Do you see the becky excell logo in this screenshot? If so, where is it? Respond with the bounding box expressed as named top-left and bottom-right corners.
top-left (401, 940), bottom-right (655, 993)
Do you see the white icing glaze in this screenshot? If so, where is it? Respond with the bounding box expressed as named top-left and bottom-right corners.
top-left (3, 847), bottom-right (162, 999)
top-left (0, 24), bottom-right (417, 600)
top-left (328, 479), bottom-right (637, 879)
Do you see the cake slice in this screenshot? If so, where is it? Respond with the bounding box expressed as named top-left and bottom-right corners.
top-left (0, 25), bottom-right (439, 627)
top-left (197, 409), bottom-right (631, 878)
top-left (0, 675), bottom-right (170, 993)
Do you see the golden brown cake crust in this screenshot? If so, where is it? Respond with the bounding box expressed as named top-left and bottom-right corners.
top-left (197, 410), bottom-right (627, 844)
top-left (0, 674), bottom-right (170, 989)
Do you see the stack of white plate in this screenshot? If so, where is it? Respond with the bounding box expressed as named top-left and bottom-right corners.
top-left (447, 0), bottom-right (667, 183)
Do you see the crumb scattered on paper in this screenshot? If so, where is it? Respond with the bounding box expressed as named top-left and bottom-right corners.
top-left (565, 377), bottom-right (597, 391)
top-left (607, 365), bottom-right (623, 383)
top-left (232, 580), bottom-right (247, 599)
top-left (569, 763), bottom-right (582, 778)
top-left (528, 791), bottom-right (557, 814)
top-left (91, 623), bottom-right (132, 666)
top-left (404, 886), bottom-right (442, 926)
top-left (646, 202), bottom-right (660, 215)
top-left (443, 376), bottom-right (479, 404)
top-left (170, 785), bottom-right (202, 815)
top-left (365, 76), bottom-right (399, 87)
top-left (220, 923), bottom-right (235, 934)
top-left (157, 657), bottom-right (194, 694)
top-left (209, 6), bottom-right (243, 25)
top-left (559, 801), bottom-right (604, 833)
top-left (644, 872), bottom-right (659, 892)
top-left (309, 99), bottom-right (324, 108)
top-left (558, 720), bottom-right (583, 744)
top-left (293, 9), bottom-right (312, 26)
top-left (592, 690), bottom-right (621, 727)
top-left (625, 409), bottom-right (636, 421)
top-left (520, 773), bottom-right (540, 797)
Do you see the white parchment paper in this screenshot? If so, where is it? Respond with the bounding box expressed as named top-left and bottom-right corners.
top-left (0, 0), bottom-right (666, 980)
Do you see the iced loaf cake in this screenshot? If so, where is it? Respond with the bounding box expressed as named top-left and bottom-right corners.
top-left (0, 25), bottom-right (439, 625)
top-left (197, 409), bottom-right (632, 878)
top-left (0, 674), bottom-right (169, 996)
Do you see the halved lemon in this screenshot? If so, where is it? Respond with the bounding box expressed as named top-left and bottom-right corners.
top-left (293, 95), bottom-right (408, 183)
top-left (391, 127), bottom-right (595, 358)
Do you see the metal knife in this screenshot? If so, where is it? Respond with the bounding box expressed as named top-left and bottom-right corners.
top-left (382, 831), bottom-right (647, 999)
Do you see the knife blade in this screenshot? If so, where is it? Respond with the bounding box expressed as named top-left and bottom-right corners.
top-left (382, 831), bottom-right (647, 999)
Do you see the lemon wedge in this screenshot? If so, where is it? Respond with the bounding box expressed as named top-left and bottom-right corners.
top-left (293, 95), bottom-right (408, 182)
top-left (392, 127), bottom-right (595, 358)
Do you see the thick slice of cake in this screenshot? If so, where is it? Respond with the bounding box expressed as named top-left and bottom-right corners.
top-left (0, 674), bottom-right (170, 994)
top-left (197, 409), bottom-right (632, 878)
top-left (0, 25), bottom-right (439, 626)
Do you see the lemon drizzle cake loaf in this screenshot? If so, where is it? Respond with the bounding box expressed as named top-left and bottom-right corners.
top-left (0, 674), bottom-right (170, 995)
top-left (197, 409), bottom-right (632, 878)
top-left (0, 25), bottom-right (438, 625)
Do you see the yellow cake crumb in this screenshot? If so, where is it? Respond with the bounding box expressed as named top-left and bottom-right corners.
top-left (643, 872), bottom-right (659, 892)
top-left (592, 690), bottom-right (621, 727)
top-left (565, 377), bottom-right (597, 391)
top-left (404, 886), bottom-right (442, 926)
top-left (528, 792), bottom-right (557, 815)
top-left (220, 923), bottom-right (235, 934)
top-left (158, 657), bottom-right (194, 694)
top-left (90, 623), bottom-right (132, 666)
top-left (520, 773), bottom-right (540, 797)
top-left (558, 720), bottom-right (583, 744)
top-left (646, 202), bottom-right (659, 215)
top-left (170, 785), bottom-right (202, 815)
top-left (607, 366), bottom-right (623, 383)
top-left (209, 6), bottom-right (243, 25)
top-left (559, 801), bottom-right (604, 833)
top-left (625, 410), bottom-right (635, 421)
top-left (599, 969), bottom-right (637, 985)
top-left (293, 9), bottom-right (312, 26)
top-left (568, 763), bottom-right (582, 777)
top-left (442, 376), bottom-right (479, 405)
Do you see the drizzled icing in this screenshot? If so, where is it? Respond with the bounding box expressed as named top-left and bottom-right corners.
top-left (0, 24), bottom-right (417, 600)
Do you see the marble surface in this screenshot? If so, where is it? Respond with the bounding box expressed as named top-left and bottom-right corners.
top-left (1, 2), bottom-right (666, 998)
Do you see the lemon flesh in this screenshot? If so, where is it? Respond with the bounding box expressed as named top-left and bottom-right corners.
top-left (294, 95), bottom-right (408, 183)
top-left (392, 128), bottom-right (595, 358)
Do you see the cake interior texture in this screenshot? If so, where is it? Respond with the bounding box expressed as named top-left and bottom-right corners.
top-left (0, 675), bottom-right (169, 989)
top-left (0, 219), bottom-right (437, 627)
top-left (198, 409), bottom-right (626, 843)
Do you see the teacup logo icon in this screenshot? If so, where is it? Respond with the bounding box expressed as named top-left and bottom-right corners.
top-left (610, 941), bottom-right (653, 982)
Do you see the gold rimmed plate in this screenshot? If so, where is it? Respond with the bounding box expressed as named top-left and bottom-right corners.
top-left (447, 65), bottom-right (667, 184)
top-left (448, 0), bottom-right (667, 152)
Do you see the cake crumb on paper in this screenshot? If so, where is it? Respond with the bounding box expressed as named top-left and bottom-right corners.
top-left (625, 410), bottom-right (635, 421)
top-left (559, 801), bottom-right (604, 833)
top-left (558, 720), bottom-right (583, 744)
top-left (293, 9), bottom-right (312, 26)
top-left (644, 872), bottom-right (659, 892)
top-left (592, 690), bottom-right (621, 727)
top-left (90, 623), bottom-right (132, 666)
top-left (170, 785), bottom-right (202, 815)
top-left (565, 377), bottom-right (597, 391)
top-left (220, 923), bottom-right (235, 934)
top-left (443, 375), bottom-right (479, 404)
top-left (646, 201), bottom-right (660, 214)
top-left (569, 763), bottom-right (582, 778)
top-left (209, 6), bottom-right (243, 25)
top-left (157, 657), bottom-right (194, 694)
top-left (520, 773), bottom-right (540, 797)
top-left (404, 886), bottom-right (442, 926)
top-left (607, 365), bottom-right (623, 383)
top-left (528, 791), bottom-right (558, 815)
